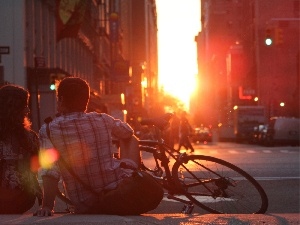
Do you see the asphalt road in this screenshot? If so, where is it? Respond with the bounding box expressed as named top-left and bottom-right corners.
top-left (29, 141), bottom-right (299, 215)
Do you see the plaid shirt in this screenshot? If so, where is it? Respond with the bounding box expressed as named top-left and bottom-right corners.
top-left (39, 112), bottom-right (135, 213)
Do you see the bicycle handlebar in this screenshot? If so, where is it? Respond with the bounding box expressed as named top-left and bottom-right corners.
top-left (112, 113), bottom-right (173, 148)
top-left (140, 113), bottom-right (173, 130)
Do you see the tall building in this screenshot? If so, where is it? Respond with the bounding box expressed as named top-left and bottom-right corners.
top-left (0, 0), bottom-right (159, 131)
top-left (121, 0), bottom-right (159, 121)
top-left (195, 0), bottom-right (299, 129)
top-left (255, 0), bottom-right (299, 118)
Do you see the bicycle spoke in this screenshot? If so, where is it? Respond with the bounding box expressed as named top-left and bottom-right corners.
top-left (172, 155), bottom-right (268, 214)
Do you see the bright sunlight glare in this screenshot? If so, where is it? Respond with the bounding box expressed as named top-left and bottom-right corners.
top-left (157, 0), bottom-right (200, 110)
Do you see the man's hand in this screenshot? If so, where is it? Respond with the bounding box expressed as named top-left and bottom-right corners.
top-left (33, 206), bottom-right (54, 216)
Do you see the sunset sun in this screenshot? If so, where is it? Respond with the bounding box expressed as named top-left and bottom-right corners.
top-left (157, 0), bottom-right (200, 111)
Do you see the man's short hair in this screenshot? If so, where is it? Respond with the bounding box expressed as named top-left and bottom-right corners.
top-left (57, 77), bottom-right (90, 112)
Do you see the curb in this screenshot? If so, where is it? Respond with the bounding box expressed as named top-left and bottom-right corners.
top-left (0, 213), bottom-right (299, 225)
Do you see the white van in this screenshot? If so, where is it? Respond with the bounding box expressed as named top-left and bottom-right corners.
top-left (264, 117), bottom-right (300, 146)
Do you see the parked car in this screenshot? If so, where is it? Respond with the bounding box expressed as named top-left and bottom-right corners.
top-left (251, 124), bottom-right (267, 144)
top-left (191, 127), bottom-right (212, 143)
top-left (262, 117), bottom-right (300, 146)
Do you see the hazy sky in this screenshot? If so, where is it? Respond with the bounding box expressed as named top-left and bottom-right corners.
top-left (156, 0), bottom-right (201, 110)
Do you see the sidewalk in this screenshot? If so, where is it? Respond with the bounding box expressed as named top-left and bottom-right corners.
top-left (0, 213), bottom-right (299, 225)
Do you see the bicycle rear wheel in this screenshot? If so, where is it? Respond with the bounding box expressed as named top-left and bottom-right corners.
top-left (172, 155), bottom-right (268, 214)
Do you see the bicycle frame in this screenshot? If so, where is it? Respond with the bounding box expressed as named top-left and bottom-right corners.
top-left (139, 126), bottom-right (235, 207)
top-left (139, 126), bottom-right (196, 208)
top-left (135, 114), bottom-right (268, 214)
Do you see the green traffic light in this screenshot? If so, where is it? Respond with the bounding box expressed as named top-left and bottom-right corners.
top-left (50, 84), bottom-right (56, 90)
top-left (265, 38), bottom-right (272, 46)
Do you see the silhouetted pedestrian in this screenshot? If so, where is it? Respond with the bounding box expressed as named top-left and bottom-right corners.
top-left (177, 112), bottom-right (194, 152)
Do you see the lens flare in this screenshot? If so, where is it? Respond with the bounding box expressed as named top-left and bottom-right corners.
top-left (39, 148), bottom-right (60, 169)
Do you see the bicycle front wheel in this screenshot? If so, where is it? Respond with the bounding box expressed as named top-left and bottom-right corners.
top-left (172, 155), bottom-right (268, 214)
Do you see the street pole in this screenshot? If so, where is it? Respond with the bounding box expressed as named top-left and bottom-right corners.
top-left (34, 56), bottom-right (45, 129)
top-left (34, 67), bottom-right (41, 129)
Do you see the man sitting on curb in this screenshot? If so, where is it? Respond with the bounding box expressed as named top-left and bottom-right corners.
top-left (34, 77), bottom-right (162, 216)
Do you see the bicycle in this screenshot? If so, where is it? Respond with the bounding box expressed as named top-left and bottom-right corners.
top-left (135, 113), bottom-right (268, 214)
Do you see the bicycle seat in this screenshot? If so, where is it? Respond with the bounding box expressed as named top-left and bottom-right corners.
top-left (140, 113), bottom-right (173, 130)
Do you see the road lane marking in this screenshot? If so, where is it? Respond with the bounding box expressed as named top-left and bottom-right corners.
top-left (246, 150), bottom-right (256, 153)
top-left (254, 177), bottom-right (300, 180)
top-left (280, 150), bottom-right (295, 153)
top-left (163, 195), bottom-right (235, 203)
top-left (262, 150), bottom-right (272, 153)
top-left (228, 150), bottom-right (239, 154)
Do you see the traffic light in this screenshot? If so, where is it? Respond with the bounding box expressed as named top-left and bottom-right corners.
top-left (50, 73), bottom-right (66, 90)
top-left (265, 28), bottom-right (273, 46)
top-left (274, 28), bottom-right (283, 45)
top-left (50, 74), bottom-right (57, 90)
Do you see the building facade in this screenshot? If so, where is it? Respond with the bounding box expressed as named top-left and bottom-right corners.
top-left (0, 0), bottom-right (159, 131)
top-left (256, 0), bottom-right (299, 119)
top-left (195, 0), bottom-right (299, 130)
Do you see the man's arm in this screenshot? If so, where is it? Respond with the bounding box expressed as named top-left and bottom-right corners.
top-left (33, 176), bottom-right (59, 216)
top-left (119, 135), bottom-right (141, 167)
top-left (35, 124), bottom-right (61, 216)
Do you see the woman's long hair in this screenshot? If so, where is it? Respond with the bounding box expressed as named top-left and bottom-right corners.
top-left (0, 84), bottom-right (31, 144)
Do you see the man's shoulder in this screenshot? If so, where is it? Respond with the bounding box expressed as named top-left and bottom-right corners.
top-left (89, 112), bottom-right (115, 121)
top-left (45, 112), bottom-right (114, 124)
top-left (87, 111), bottom-right (101, 117)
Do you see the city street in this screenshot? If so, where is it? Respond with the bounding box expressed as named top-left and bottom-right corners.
top-left (146, 141), bottom-right (300, 215)
top-left (0, 0), bottom-right (299, 224)
top-left (30, 141), bottom-right (300, 215)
